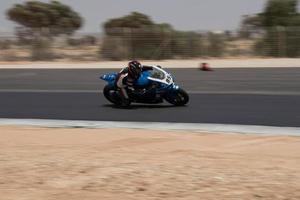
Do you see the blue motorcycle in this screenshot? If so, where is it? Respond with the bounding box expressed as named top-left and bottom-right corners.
top-left (100, 66), bottom-right (189, 107)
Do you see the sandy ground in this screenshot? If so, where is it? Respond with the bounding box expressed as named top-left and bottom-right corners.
top-left (0, 58), bottom-right (299, 69)
top-left (0, 126), bottom-right (300, 200)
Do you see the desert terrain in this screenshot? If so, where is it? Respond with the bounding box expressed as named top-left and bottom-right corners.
top-left (0, 126), bottom-right (300, 200)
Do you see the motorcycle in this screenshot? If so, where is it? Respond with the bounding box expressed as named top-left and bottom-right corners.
top-left (100, 65), bottom-right (189, 107)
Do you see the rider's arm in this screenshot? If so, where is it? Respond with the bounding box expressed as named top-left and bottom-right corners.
top-left (119, 67), bottom-right (129, 74)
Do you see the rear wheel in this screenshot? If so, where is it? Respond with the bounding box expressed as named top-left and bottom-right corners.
top-left (164, 89), bottom-right (189, 106)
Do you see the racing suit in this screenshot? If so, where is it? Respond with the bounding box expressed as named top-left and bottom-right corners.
top-left (116, 65), bottom-right (153, 103)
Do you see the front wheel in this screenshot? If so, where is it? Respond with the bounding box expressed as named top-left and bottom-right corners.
top-left (164, 88), bottom-right (189, 106)
top-left (103, 85), bottom-right (131, 107)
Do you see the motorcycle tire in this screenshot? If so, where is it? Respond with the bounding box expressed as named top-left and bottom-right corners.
top-left (103, 85), bottom-right (131, 107)
top-left (164, 88), bottom-right (189, 106)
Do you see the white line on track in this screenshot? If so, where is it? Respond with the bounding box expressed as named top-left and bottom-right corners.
top-left (0, 89), bottom-right (300, 96)
top-left (0, 89), bottom-right (100, 93)
top-left (0, 118), bottom-right (300, 136)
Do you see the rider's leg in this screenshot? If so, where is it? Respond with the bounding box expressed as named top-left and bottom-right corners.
top-left (116, 75), bottom-right (130, 106)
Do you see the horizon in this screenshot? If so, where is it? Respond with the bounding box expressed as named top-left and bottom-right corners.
top-left (1, 0), bottom-right (299, 34)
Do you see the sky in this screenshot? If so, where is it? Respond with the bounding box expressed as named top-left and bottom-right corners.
top-left (0, 0), bottom-right (269, 33)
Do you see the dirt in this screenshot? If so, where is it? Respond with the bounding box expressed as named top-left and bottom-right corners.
top-left (0, 126), bottom-right (300, 200)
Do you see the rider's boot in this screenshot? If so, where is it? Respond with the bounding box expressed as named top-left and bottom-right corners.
top-left (118, 88), bottom-right (131, 107)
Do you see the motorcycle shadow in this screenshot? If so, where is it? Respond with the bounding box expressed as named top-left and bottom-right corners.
top-left (102, 104), bottom-right (178, 110)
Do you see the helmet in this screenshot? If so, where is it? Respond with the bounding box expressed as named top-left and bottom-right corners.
top-left (128, 60), bottom-right (142, 79)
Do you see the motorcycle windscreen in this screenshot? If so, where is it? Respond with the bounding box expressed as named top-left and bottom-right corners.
top-left (149, 68), bottom-right (166, 80)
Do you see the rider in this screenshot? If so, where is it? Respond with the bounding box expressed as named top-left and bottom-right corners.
top-left (116, 60), bottom-right (153, 105)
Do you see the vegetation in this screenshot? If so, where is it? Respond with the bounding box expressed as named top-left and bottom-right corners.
top-left (6, 1), bottom-right (83, 60)
top-left (7, 1), bottom-right (82, 36)
top-left (101, 12), bottom-right (223, 60)
top-left (241, 0), bottom-right (300, 57)
top-left (67, 36), bottom-right (97, 46)
top-left (3, 0), bottom-right (299, 61)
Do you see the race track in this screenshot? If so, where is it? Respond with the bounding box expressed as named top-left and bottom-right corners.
top-left (0, 68), bottom-right (300, 127)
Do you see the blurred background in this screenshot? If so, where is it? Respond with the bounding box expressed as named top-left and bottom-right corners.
top-left (0, 0), bottom-right (299, 62)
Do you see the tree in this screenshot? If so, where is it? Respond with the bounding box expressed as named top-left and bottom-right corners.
top-left (262, 0), bottom-right (299, 27)
top-left (6, 1), bottom-right (83, 60)
top-left (241, 0), bottom-right (300, 29)
top-left (7, 1), bottom-right (83, 37)
top-left (101, 12), bottom-right (204, 60)
top-left (262, 0), bottom-right (300, 57)
top-left (104, 12), bottom-right (154, 32)
top-left (102, 12), bottom-right (171, 60)
top-left (239, 15), bottom-right (263, 38)
top-left (240, 0), bottom-right (300, 57)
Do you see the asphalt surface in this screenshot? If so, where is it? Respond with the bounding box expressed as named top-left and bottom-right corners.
top-left (0, 68), bottom-right (300, 127)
